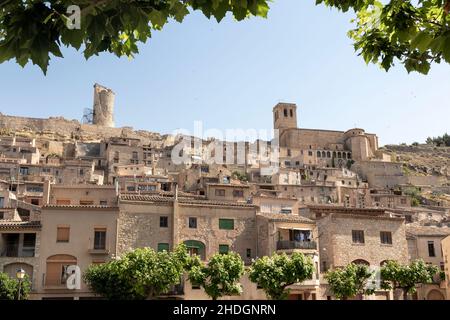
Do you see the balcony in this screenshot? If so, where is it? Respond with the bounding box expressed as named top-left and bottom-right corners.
top-left (88, 248), bottom-right (110, 255)
top-left (0, 244), bottom-right (35, 257)
top-left (277, 240), bottom-right (317, 251)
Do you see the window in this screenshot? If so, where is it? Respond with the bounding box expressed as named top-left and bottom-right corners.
top-left (290, 109), bottom-right (293, 117)
top-left (23, 233), bottom-right (36, 247)
top-left (246, 248), bottom-right (251, 258)
top-left (45, 255), bottom-right (77, 286)
top-left (99, 200), bottom-right (107, 206)
top-left (132, 151), bottom-right (138, 159)
top-left (188, 217), bottom-right (197, 229)
top-left (233, 190), bottom-right (244, 198)
top-left (321, 261), bottom-right (328, 273)
top-left (79, 200), bottom-right (94, 205)
top-left (215, 189), bottom-right (225, 197)
top-left (19, 167), bottom-right (29, 175)
top-left (0, 197), bottom-right (3, 208)
top-left (219, 219), bottom-right (234, 230)
top-left (219, 244), bottom-right (229, 254)
top-left (57, 226), bottom-right (70, 242)
top-left (31, 199), bottom-right (39, 205)
top-left (79, 169), bottom-right (84, 176)
top-left (380, 231), bottom-right (392, 244)
top-left (287, 149), bottom-right (291, 156)
top-left (94, 228), bottom-right (107, 250)
top-left (308, 151), bottom-right (313, 156)
top-left (284, 109), bottom-right (288, 117)
top-left (184, 240), bottom-right (206, 260)
top-left (0, 212), bottom-right (3, 219)
top-left (352, 230), bottom-right (365, 244)
top-left (428, 241), bottom-right (436, 257)
top-left (160, 216), bottom-right (168, 228)
top-left (157, 243), bottom-right (170, 252)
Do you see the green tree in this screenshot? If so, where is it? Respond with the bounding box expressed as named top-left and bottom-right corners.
top-left (0, 0), bottom-right (270, 74)
top-left (232, 171), bottom-right (249, 182)
top-left (248, 252), bottom-right (314, 300)
top-left (380, 260), bottom-right (438, 300)
top-left (317, 0), bottom-right (450, 74)
top-left (0, 272), bottom-right (31, 300)
top-left (84, 244), bottom-right (192, 300)
top-left (426, 133), bottom-right (450, 146)
top-left (188, 252), bottom-right (245, 300)
top-left (325, 263), bottom-right (375, 300)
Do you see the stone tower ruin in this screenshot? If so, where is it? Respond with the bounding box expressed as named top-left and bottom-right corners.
top-left (92, 83), bottom-right (115, 127)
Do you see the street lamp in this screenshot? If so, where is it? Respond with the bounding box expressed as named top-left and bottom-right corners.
top-left (16, 268), bottom-right (26, 300)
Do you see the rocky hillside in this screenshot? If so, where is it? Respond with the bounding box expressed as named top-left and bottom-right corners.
top-left (382, 144), bottom-right (450, 178)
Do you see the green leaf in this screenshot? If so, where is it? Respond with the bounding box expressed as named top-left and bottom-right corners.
top-left (411, 32), bottom-right (433, 53)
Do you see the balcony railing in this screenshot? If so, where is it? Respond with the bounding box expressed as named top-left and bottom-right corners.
top-left (277, 240), bottom-right (317, 250)
top-left (0, 244), bottom-right (35, 257)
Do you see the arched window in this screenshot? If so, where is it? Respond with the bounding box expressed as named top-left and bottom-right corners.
top-left (352, 259), bottom-right (370, 266)
top-left (333, 151), bottom-right (336, 158)
top-left (45, 254), bottom-right (77, 286)
top-left (380, 260), bottom-right (391, 267)
top-left (284, 109), bottom-right (288, 117)
top-left (184, 240), bottom-right (206, 261)
top-left (290, 109), bottom-right (293, 117)
top-left (337, 152), bottom-right (342, 159)
top-left (343, 153), bottom-right (347, 159)
top-left (427, 289), bottom-right (445, 300)
top-left (317, 151), bottom-right (321, 158)
top-left (3, 263), bottom-right (33, 282)
top-left (327, 151), bottom-right (331, 158)
top-left (322, 151), bottom-right (326, 158)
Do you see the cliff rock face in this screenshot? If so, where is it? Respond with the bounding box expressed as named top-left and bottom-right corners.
top-left (0, 113), bottom-right (165, 145)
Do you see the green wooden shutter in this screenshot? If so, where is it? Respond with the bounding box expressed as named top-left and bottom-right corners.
top-left (157, 243), bottom-right (169, 252)
top-left (219, 244), bottom-right (229, 254)
top-left (219, 219), bottom-right (234, 230)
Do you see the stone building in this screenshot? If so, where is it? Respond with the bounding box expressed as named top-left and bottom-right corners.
top-left (442, 235), bottom-right (450, 300)
top-left (406, 225), bottom-right (450, 300)
top-left (0, 192), bottom-right (41, 294)
top-left (311, 205), bottom-right (409, 300)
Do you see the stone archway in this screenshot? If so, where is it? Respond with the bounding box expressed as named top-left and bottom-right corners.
top-left (3, 262), bottom-right (34, 281)
top-left (427, 289), bottom-right (445, 300)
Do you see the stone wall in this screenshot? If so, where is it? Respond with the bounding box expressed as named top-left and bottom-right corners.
top-left (317, 214), bottom-right (408, 268)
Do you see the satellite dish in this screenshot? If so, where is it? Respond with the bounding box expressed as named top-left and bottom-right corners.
top-left (82, 108), bottom-right (94, 124)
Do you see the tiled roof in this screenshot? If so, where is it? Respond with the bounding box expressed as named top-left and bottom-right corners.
top-left (43, 205), bottom-right (118, 209)
top-left (119, 194), bottom-right (255, 208)
top-left (258, 213), bottom-right (315, 223)
top-left (0, 220), bottom-right (41, 230)
top-left (406, 225), bottom-right (450, 237)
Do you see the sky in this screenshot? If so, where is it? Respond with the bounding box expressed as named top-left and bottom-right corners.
top-left (0, 1), bottom-right (449, 146)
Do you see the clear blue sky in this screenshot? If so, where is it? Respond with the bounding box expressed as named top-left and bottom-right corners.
top-left (0, 1), bottom-right (448, 145)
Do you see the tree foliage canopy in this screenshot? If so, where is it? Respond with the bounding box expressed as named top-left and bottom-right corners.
top-left (248, 252), bottom-right (314, 300)
top-left (325, 263), bottom-right (375, 300)
top-left (426, 133), bottom-right (450, 146)
top-left (83, 244), bottom-right (192, 300)
top-left (380, 260), bottom-right (438, 299)
top-left (0, 272), bottom-right (31, 300)
top-left (188, 252), bottom-right (245, 300)
top-left (0, 0), bottom-right (271, 73)
top-left (317, 0), bottom-right (450, 74)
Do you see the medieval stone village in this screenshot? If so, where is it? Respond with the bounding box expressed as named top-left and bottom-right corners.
top-left (0, 83), bottom-right (449, 300)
